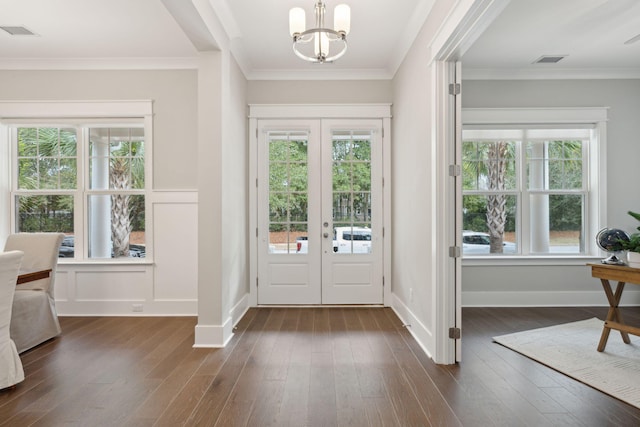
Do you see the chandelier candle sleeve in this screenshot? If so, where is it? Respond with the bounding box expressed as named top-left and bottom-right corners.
top-left (289, 1), bottom-right (350, 63)
top-left (289, 7), bottom-right (306, 36)
top-left (334, 4), bottom-right (350, 34)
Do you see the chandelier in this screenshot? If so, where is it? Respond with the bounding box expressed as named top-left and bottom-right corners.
top-left (289, 1), bottom-right (351, 63)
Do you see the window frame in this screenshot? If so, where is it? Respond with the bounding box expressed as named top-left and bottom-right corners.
top-left (461, 107), bottom-right (607, 266)
top-left (0, 101), bottom-right (153, 264)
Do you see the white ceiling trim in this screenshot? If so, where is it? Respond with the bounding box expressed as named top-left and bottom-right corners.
top-left (247, 67), bottom-right (393, 81)
top-left (463, 67), bottom-right (640, 80)
top-left (192, 0), bottom-right (230, 51)
top-left (0, 57), bottom-right (199, 71)
top-left (160, 0), bottom-right (218, 51)
top-left (208, 0), bottom-right (241, 40)
top-left (387, 0), bottom-right (437, 76)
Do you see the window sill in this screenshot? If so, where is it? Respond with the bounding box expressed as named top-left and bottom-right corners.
top-left (462, 255), bottom-right (604, 267)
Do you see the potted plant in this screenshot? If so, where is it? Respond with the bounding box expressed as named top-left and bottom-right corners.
top-left (620, 211), bottom-right (640, 268)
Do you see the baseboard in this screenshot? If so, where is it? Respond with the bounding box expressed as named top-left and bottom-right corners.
top-left (56, 299), bottom-right (197, 316)
top-left (192, 295), bottom-right (249, 348)
top-left (463, 290), bottom-right (640, 307)
top-left (194, 315), bottom-right (234, 348)
top-left (391, 293), bottom-right (434, 359)
top-left (230, 293), bottom-right (250, 327)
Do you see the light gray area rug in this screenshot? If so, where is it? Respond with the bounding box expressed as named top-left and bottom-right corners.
top-left (493, 317), bottom-right (640, 408)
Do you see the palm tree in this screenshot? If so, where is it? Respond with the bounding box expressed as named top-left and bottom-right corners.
top-left (463, 140), bottom-right (515, 253)
top-left (485, 141), bottom-right (509, 253)
top-left (109, 137), bottom-right (144, 258)
top-left (463, 138), bottom-right (584, 253)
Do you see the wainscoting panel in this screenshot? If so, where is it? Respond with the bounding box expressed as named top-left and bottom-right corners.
top-left (153, 200), bottom-right (198, 301)
top-left (75, 269), bottom-right (148, 301)
top-left (54, 190), bottom-right (198, 316)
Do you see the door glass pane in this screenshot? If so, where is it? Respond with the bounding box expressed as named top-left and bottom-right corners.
top-left (268, 132), bottom-right (308, 254)
top-left (332, 131), bottom-right (373, 254)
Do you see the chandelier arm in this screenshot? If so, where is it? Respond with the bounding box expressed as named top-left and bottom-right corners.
top-left (296, 28), bottom-right (343, 40)
top-left (292, 28), bottom-right (347, 63)
top-left (290, 1), bottom-right (349, 64)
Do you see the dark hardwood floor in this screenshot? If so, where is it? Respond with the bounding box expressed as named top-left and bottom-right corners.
top-left (2, 306), bottom-right (640, 426)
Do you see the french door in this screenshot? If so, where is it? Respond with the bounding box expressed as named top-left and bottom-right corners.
top-left (256, 119), bottom-right (383, 305)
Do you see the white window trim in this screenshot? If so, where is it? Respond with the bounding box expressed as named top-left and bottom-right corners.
top-left (461, 107), bottom-right (608, 266)
top-left (0, 100), bottom-right (154, 264)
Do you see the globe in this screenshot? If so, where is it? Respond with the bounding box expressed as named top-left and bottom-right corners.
top-left (596, 228), bottom-right (630, 265)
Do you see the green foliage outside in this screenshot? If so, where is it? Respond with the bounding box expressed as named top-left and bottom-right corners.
top-left (462, 139), bottom-right (583, 234)
top-left (333, 139), bottom-right (372, 225)
top-left (269, 139), bottom-right (308, 232)
top-left (15, 127), bottom-right (145, 243)
top-left (268, 136), bottom-right (372, 232)
top-left (18, 195), bottom-right (74, 233)
top-left (16, 128), bottom-right (77, 233)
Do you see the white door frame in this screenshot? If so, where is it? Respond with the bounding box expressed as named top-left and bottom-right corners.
top-left (429, 0), bottom-right (511, 364)
top-left (248, 104), bottom-right (392, 307)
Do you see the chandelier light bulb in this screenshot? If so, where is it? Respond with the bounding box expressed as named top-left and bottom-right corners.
top-left (334, 4), bottom-right (350, 35)
top-left (289, 7), bottom-right (306, 36)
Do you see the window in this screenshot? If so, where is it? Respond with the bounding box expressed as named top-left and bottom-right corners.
top-left (461, 108), bottom-right (606, 257)
top-left (267, 131), bottom-right (309, 254)
top-left (10, 122), bottom-right (148, 260)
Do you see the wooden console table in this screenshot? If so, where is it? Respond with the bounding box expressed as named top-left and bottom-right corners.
top-left (588, 263), bottom-right (640, 352)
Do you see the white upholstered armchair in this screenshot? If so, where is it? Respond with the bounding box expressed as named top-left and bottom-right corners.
top-left (0, 250), bottom-right (25, 390)
top-left (4, 233), bottom-right (65, 353)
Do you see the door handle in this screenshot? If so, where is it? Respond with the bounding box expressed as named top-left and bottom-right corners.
top-left (323, 232), bottom-right (329, 238)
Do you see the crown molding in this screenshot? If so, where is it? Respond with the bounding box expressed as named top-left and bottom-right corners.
top-left (245, 67), bottom-right (393, 81)
top-left (463, 67), bottom-right (640, 80)
top-left (0, 57), bottom-right (199, 71)
top-left (387, 0), bottom-right (437, 76)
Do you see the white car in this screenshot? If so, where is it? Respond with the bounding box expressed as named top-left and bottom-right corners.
top-left (334, 226), bottom-right (372, 254)
top-left (462, 231), bottom-right (516, 255)
top-left (295, 236), bottom-right (338, 253)
top-left (295, 226), bottom-right (372, 254)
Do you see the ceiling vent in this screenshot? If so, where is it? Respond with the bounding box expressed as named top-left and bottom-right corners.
top-left (0, 26), bottom-right (37, 36)
top-left (624, 34), bottom-right (640, 45)
top-left (533, 55), bottom-right (567, 64)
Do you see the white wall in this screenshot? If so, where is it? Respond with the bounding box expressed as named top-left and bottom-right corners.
top-left (0, 70), bottom-right (200, 315)
top-left (461, 78), bottom-right (640, 306)
top-left (223, 55), bottom-right (249, 319)
top-left (195, 50), bottom-right (250, 347)
top-left (390, 0), bottom-right (459, 357)
top-left (0, 70), bottom-right (198, 189)
top-left (247, 80), bottom-right (392, 104)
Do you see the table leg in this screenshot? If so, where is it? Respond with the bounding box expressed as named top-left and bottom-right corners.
top-left (598, 279), bottom-right (630, 352)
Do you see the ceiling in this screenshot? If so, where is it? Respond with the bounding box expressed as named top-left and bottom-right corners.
top-left (462, 0), bottom-right (640, 79)
top-left (0, 0), bottom-right (432, 80)
top-left (0, 0), bottom-right (639, 80)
